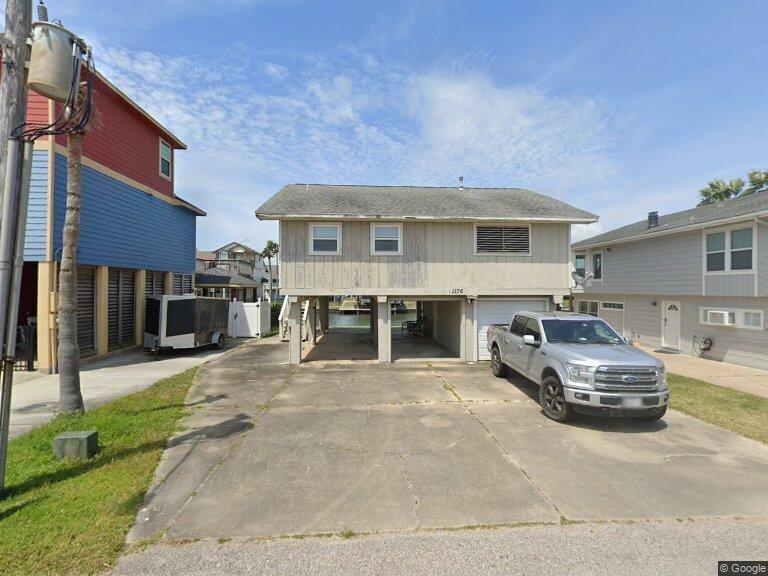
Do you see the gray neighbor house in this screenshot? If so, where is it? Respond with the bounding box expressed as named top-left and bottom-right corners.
top-left (256, 183), bottom-right (597, 364)
top-left (572, 193), bottom-right (768, 370)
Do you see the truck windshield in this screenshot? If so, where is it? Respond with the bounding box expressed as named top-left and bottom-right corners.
top-left (541, 319), bottom-right (624, 344)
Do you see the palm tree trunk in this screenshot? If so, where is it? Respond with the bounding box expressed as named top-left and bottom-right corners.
top-left (267, 256), bottom-right (273, 300)
top-left (58, 132), bottom-right (84, 413)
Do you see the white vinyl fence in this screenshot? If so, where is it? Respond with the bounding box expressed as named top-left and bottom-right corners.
top-left (228, 299), bottom-right (271, 338)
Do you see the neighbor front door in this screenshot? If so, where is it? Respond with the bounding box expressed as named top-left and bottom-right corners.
top-left (662, 301), bottom-right (681, 350)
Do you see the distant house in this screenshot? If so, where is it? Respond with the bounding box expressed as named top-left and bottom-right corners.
top-left (572, 193), bottom-right (768, 370)
top-left (194, 242), bottom-right (266, 301)
top-left (19, 69), bottom-right (204, 372)
top-left (195, 268), bottom-right (262, 301)
top-left (256, 183), bottom-right (597, 364)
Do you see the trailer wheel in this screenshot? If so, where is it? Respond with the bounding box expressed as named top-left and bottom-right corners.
top-left (216, 334), bottom-right (225, 350)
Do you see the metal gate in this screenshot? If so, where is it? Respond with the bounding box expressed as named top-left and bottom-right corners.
top-left (108, 268), bottom-right (136, 348)
top-left (77, 265), bottom-right (96, 354)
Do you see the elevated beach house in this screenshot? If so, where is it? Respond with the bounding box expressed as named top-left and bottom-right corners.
top-left (256, 184), bottom-right (597, 364)
top-left (572, 193), bottom-right (768, 370)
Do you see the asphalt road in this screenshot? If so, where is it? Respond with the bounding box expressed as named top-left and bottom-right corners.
top-left (113, 518), bottom-right (768, 576)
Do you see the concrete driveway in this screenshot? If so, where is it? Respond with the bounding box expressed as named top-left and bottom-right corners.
top-left (127, 336), bottom-right (768, 547)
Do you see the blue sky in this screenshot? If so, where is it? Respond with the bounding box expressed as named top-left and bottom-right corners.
top-left (54, 0), bottom-right (768, 250)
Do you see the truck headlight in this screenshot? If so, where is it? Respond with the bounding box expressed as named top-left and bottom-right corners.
top-left (565, 363), bottom-right (596, 385)
top-left (656, 365), bottom-right (668, 389)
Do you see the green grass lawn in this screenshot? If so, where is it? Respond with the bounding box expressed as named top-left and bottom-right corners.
top-left (0, 367), bottom-right (197, 576)
top-left (668, 373), bottom-right (768, 444)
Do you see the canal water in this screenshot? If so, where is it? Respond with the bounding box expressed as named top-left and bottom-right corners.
top-left (330, 310), bottom-right (416, 328)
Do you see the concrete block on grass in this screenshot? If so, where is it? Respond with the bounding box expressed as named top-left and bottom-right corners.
top-left (54, 430), bottom-right (99, 460)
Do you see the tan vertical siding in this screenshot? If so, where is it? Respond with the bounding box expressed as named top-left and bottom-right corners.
top-left (279, 220), bottom-right (570, 294)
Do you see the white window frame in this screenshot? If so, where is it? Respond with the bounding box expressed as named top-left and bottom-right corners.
top-left (159, 138), bottom-right (173, 180)
top-left (370, 222), bottom-right (403, 256)
top-left (473, 223), bottom-right (532, 257)
top-left (574, 253), bottom-right (587, 277)
top-left (699, 306), bottom-right (764, 330)
top-left (308, 222), bottom-right (342, 256)
top-left (591, 251), bottom-right (603, 282)
top-left (600, 301), bottom-right (624, 310)
top-left (702, 223), bottom-right (756, 276)
top-left (577, 300), bottom-right (599, 317)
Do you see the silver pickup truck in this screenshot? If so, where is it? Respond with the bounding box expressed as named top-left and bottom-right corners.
top-left (486, 311), bottom-right (669, 422)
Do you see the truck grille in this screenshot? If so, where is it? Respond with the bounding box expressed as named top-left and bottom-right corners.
top-left (594, 366), bottom-right (658, 392)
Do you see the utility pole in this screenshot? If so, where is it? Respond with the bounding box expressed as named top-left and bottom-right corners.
top-left (0, 0), bottom-right (32, 498)
top-left (0, 0), bottom-right (32, 214)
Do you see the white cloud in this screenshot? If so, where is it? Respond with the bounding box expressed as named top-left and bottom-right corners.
top-left (89, 46), bottom-right (615, 249)
top-left (262, 63), bottom-right (289, 80)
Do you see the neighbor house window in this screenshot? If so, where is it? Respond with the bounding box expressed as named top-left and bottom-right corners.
top-left (370, 223), bottom-right (403, 255)
top-left (706, 232), bottom-right (726, 271)
top-left (601, 302), bottom-right (624, 310)
top-left (309, 223), bottom-right (341, 255)
top-left (592, 252), bottom-right (602, 280)
top-left (578, 300), bottom-right (599, 317)
top-left (159, 139), bottom-right (172, 179)
top-left (475, 225), bottom-right (531, 255)
top-left (574, 254), bottom-right (586, 278)
top-left (699, 307), bottom-right (763, 330)
top-left (705, 226), bottom-right (753, 272)
top-left (730, 228), bottom-right (753, 271)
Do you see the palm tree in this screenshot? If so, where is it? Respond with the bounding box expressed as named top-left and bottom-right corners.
top-left (697, 178), bottom-right (745, 206)
top-left (58, 87), bottom-right (94, 413)
top-left (261, 240), bottom-right (279, 300)
top-left (57, 129), bottom-right (86, 413)
top-left (744, 170), bottom-right (768, 196)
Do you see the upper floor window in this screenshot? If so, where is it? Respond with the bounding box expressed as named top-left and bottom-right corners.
top-left (475, 225), bottom-right (531, 255)
top-left (574, 254), bottom-right (586, 278)
top-left (705, 226), bottom-right (753, 272)
top-left (309, 223), bottom-right (341, 255)
top-left (370, 223), bottom-right (403, 255)
top-left (592, 252), bottom-right (602, 280)
top-left (159, 139), bottom-right (172, 180)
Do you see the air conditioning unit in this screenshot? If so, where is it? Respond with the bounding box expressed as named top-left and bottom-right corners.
top-left (707, 310), bottom-right (734, 326)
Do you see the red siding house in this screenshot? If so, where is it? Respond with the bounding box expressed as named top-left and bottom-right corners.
top-left (19, 71), bottom-right (206, 372)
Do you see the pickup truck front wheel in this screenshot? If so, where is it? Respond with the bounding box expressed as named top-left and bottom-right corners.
top-left (491, 347), bottom-right (509, 378)
top-left (540, 375), bottom-right (573, 422)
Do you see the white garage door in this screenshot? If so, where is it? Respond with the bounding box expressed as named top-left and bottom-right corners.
top-left (476, 298), bottom-right (548, 360)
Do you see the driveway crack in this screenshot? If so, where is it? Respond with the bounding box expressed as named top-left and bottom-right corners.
top-left (400, 455), bottom-right (420, 525)
top-left (427, 362), bottom-right (566, 521)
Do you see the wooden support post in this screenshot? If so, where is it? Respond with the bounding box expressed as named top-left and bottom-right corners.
top-left (164, 271), bottom-right (174, 295)
top-left (318, 296), bottom-right (329, 333)
top-left (134, 270), bottom-right (146, 345)
top-left (307, 298), bottom-right (317, 344)
top-left (376, 296), bottom-right (390, 363)
top-left (35, 261), bottom-right (56, 372)
top-left (95, 266), bottom-right (109, 355)
top-left (287, 296), bottom-right (302, 365)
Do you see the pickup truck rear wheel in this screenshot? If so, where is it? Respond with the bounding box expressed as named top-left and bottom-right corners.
top-left (491, 347), bottom-right (509, 378)
top-left (540, 375), bottom-right (573, 422)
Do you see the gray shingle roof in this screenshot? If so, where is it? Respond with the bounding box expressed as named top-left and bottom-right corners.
top-left (573, 192), bottom-right (768, 249)
top-left (255, 184), bottom-right (598, 223)
top-left (195, 269), bottom-right (261, 288)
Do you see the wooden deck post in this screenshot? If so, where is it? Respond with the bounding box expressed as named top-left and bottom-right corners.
top-left (376, 296), bottom-right (390, 363)
top-left (318, 296), bottom-right (329, 333)
top-left (287, 296), bottom-right (302, 364)
top-left (307, 298), bottom-right (317, 344)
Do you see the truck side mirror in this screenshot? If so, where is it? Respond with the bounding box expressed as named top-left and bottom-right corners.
top-left (523, 334), bottom-right (539, 347)
top-left (625, 337), bottom-right (635, 346)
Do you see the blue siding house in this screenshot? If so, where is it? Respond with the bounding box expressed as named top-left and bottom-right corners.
top-left (21, 72), bottom-right (205, 372)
